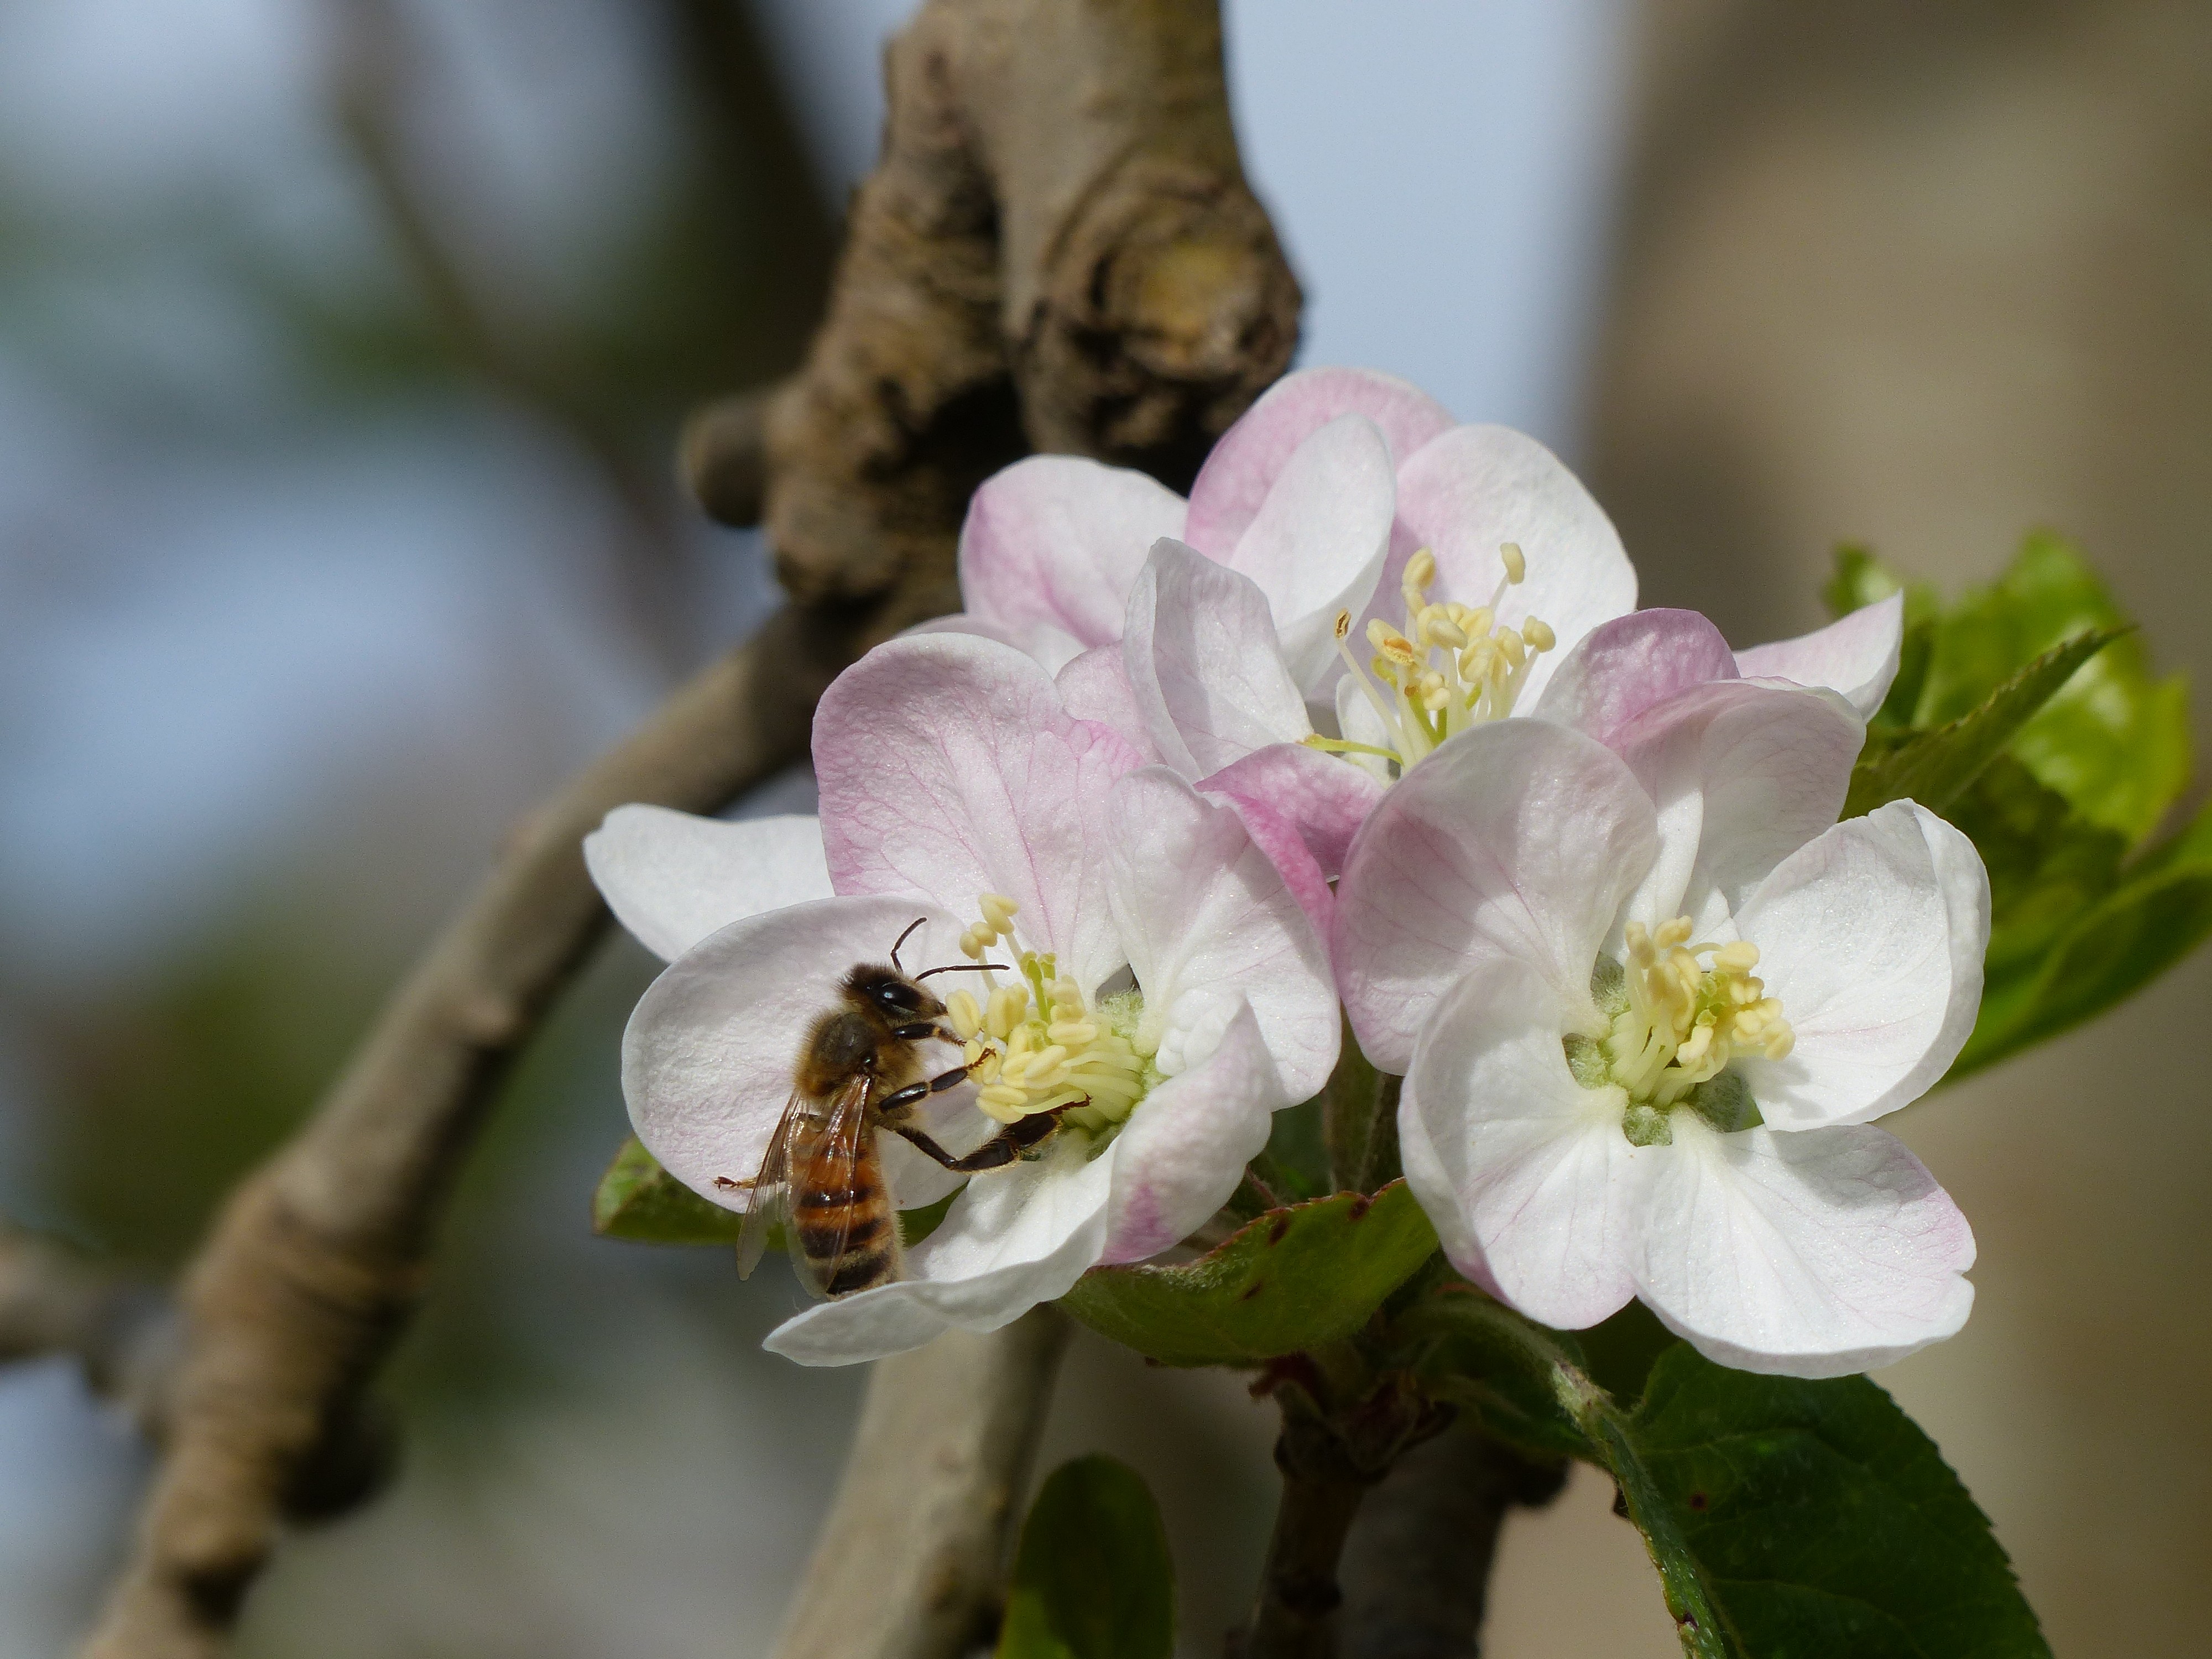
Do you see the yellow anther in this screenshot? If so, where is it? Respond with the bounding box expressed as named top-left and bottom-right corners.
top-left (1497, 630), bottom-right (1527, 669)
top-left (1655, 917), bottom-right (1694, 948)
top-left (946, 989), bottom-right (982, 1040)
top-left (979, 893), bottom-right (1019, 931)
top-left (1424, 614), bottom-right (1469, 650)
top-left (1713, 941), bottom-right (1759, 974)
top-left (1459, 639), bottom-right (1498, 682)
top-left (1521, 617), bottom-right (1556, 653)
top-left (1405, 547), bottom-right (1437, 590)
top-left (986, 985), bottom-right (1027, 1041)
top-left (1499, 541), bottom-right (1526, 583)
top-left (1465, 606), bottom-right (1494, 638)
top-left (1334, 608), bottom-right (1354, 641)
top-left (1048, 1019), bottom-right (1099, 1047)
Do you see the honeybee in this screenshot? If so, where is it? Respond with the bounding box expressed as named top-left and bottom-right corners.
top-left (720, 919), bottom-right (1076, 1298)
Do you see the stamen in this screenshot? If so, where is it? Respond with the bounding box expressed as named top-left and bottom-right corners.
top-left (1597, 918), bottom-right (1796, 1128)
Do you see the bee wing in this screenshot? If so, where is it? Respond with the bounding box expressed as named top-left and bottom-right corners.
top-left (785, 1072), bottom-right (877, 1302)
top-left (735, 1094), bottom-right (800, 1281)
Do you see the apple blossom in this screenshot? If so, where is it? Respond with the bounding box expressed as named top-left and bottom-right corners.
top-left (1333, 669), bottom-right (1989, 1378)
top-left (585, 632), bottom-right (1338, 1365)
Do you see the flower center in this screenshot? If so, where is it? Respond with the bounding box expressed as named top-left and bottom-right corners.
top-left (945, 895), bottom-right (1158, 1136)
top-left (1567, 917), bottom-right (1794, 1146)
top-left (1313, 542), bottom-right (1558, 773)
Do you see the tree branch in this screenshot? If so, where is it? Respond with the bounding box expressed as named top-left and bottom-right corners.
top-left (77, 619), bottom-right (823, 1659)
top-left (1, 1225), bottom-right (174, 1431)
top-left (1337, 1420), bottom-right (1567, 1659)
top-left (690, 0), bottom-right (1301, 643)
top-left (769, 1308), bottom-right (1071, 1659)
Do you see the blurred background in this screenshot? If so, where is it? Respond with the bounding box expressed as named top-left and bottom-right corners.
top-left (2, 1), bottom-right (2206, 1655)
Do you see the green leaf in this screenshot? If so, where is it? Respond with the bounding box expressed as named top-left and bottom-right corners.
top-left (1943, 755), bottom-right (2127, 984)
top-left (591, 1136), bottom-right (745, 1245)
top-left (996, 1457), bottom-right (1174, 1659)
top-left (1629, 1346), bottom-right (2050, 1659)
top-left (1952, 791), bottom-right (2212, 1079)
top-left (1912, 534), bottom-right (2190, 843)
top-left (1057, 1182), bottom-right (1437, 1367)
top-left (1844, 629), bottom-right (2124, 819)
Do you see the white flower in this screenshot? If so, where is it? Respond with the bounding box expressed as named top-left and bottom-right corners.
top-left (585, 632), bottom-right (1338, 1364)
top-left (1332, 669), bottom-right (1989, 1378)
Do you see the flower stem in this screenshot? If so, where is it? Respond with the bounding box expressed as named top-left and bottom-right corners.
top-left (1243, 1401), bottom-right (1373, 1659)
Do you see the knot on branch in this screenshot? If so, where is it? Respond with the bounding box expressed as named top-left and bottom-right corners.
top-left (686, 0), bottom-right (1300, 654)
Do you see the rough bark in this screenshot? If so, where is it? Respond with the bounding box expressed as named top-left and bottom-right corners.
top-left (688, 0), bottom-right (1301, 644)
top-left (76, 623), bottom-right (822, 1659)
top-left (769, 1310), bottom-right (1071, 1659)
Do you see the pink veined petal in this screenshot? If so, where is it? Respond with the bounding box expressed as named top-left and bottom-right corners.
top-left (814, 632), bottom-right (1144, 995)
top-left (1123, 538), bottom-right (1312, 780)
top-left (1401, 957), bottom-right (1648, 1329)
top-left (1734, 593), bottom-right (1906, 718)
top-left (620, 896), bottom-right (968, 1211)
top-left (1100, 1001), bottom-right (1282, 1264)
top-left (957, 454), bottom-right (1188, 650)
top-left (1333, 720), bottom-right (1658, 1074)
top-left (1197, 742), bottom-right (1385, 878)
top-left (1634, 1117), bottom-right (1975, 1379)
top-left (903, 612), bottom-right (1087, 675)
top-left (1103, 767), bottom-right (1339, 1102)
top-left (1204, 790), bottom-right (1336, 942)
top-left (1386, 424), bottom-right (1637, 707)
top-left (1609, 679), bottom-right (1865, 940)
top-left (1220, 414), bottom-right (1397, 692)
top-left (1733, 802), bottom-right (1990, 1131)
top-left (585, 806), bottom-right (831, 963)
top-left (1185, 365), bottom-right (1457, 551)
top-left (1057, 644), bottom-right (1160, 763)
top-left (1531, 609), bottom-right (1738, 749)
top-left (765, 1131), bottom-right (1115, 1365)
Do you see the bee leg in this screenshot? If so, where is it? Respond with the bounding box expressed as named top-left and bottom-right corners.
top-left (894, 1104), bottom-right (1077, 1174)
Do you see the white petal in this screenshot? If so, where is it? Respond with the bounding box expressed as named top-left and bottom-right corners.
top-left (1333, 720), bottom-right (1657, 1073)
top-left (765, 1130), bottom-right (1114, 1365)
top-left (1390, 425), bottom-right (1637, 706)
top-left (1530, 608), bottom-right (1737, 748)
top-left (1733, 593), bottom-right (1905, 718)
top-left (1610, 680), bottom-right (1864, 939)
top-left (1401, 957), bottom-right (1648, 1329)
top-left (620, 896), bottom-right (967, 1208)
top-left (1734, 803), bottom-right (1990, 1130)
top-left (1100, 1002), bottom-right (1283, 1264)
top-left (902, 613), bottom-right (1087, 675)
top-left (1104, 768), bottom-right (1339, 1103)
top-left (1635, 1118), bottom-right (1975, 1378)
top-left (1222, 414), bottom-right (1396, 692)
top-left (586, 806), bottom-right (832, 964)
top-left (1334, 673), bottom-right (1398, 784)
top-left (957, 454), bottom-right (1188, 650)
top-left (1056, 644), bottom-right (1160, 762)
top-left (814, 633), bottom-right (1142, 994)
top-left (1123, 538), bottom-right (1313, 780)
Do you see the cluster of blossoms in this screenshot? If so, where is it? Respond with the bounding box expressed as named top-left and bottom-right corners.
top-left (588, 367), bottom-right (1983, 1379)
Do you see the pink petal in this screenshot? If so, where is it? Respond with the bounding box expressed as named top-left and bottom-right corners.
top-left (1333, 719), bottom-right (1658, 1073)
top-left (1401, 956), bottom-right (1648, 1329)
top-left (1386, 425), bottom-right (1637, 707)
top-left (1219, 414), bottom-right (1397, 691)
top-left (1207, 791), bottom-right (1336, 942)
top-left (1100, 1002), bottom-right (1283, 1264)
top-left (1733, 803), bottom-right (1990, 1131)
top-left (1103, 767), bottom-right (1339, 1102)
top-left (957, 455), bottom-right (1187, 651)
top-left (903, 612), bottom-right (1086, 675)
top-left (813, 633), bottom-right (1144, 993)
top-left (1198, 742), bottom-right (1386, 878)
top-left (1531, 609), bottom-right (1738, 749)
top-left (1185, 366), bottom-right (1456, 551)
top-left (1635, 1118), bottom-right (1975, 1378)
top-left (585, 806), bottom-right (831, 963)
top-left (1734, 593), bottom-right (1905, 718)
top-left (1123, 538), bottom-right (1311, 780)
top-left (1056, 644), bottom-right (1160, 762)
top-left (620, 896), bottom-right (968, 1211)
top-left (1609, 679), bottom-right (1865, 938)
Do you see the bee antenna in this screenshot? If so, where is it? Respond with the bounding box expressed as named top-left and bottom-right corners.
top-left (916, 962), bottom-right (1008, 982)
top-left (889, 916), bottom-right (928, 975)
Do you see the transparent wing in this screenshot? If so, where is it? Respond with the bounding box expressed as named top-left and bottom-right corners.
top-left (785, 1072), bottom-right (876, 1302)
top-left (734, 1093), bottom-right (801, 1281)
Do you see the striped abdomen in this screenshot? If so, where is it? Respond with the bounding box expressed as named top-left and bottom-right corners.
top-left (790, 1113), bottom-right (900, 1296)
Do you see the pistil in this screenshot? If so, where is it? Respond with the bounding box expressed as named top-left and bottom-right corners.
top-left (1316, 543), bottom-right (1558, 774)
top-left (1593, 919), bottom-right (1794, 1142)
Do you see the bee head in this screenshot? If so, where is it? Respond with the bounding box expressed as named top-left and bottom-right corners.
top-left (846, 964), bottom-right (941, 1023)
